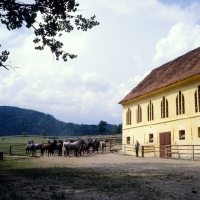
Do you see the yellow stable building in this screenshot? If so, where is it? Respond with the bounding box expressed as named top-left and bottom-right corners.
top-left (119, 47), bottom-right (200, 159)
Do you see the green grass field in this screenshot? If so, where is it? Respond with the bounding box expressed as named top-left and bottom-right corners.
top-left (0, 134), bottom-right (122, 146)
top-left (0, 135), bottom-right (61, 144)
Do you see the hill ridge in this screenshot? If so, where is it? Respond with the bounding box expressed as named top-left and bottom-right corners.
top-left (0, 106), bottom-right (118, 136)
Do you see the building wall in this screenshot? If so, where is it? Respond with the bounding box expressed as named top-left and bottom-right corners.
top-left (121, 75), bottom-right (200, 156)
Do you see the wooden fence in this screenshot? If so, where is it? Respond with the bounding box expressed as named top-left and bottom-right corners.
top-left (0, 144), bottom-right (27, 157)
top-left (121, 144), bottom-right (200, 161)
top-left (164, 145), bottom-right (200, 160)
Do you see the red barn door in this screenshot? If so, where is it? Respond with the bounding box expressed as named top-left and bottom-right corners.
top-left (159, 132), bottom-right (171, 158)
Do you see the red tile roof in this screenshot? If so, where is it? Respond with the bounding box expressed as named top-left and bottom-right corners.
top-left (119, 47), bottom-right (200, 104)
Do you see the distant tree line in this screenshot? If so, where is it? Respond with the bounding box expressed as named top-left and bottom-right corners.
top-left (0, 106), bottom-right (122, 136)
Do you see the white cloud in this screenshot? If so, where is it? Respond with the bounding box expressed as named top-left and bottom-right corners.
top-left (1, 0), bottom-right (200, 125)
top-left (152, 23), bottom-right (200, 66)
top-left (82, 72), bottom-right (110, 92)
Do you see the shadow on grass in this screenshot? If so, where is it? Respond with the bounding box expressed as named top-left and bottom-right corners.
top-left (0, 157), bottom-right (165, 200)
top-left (1, 156), bottom-right (198, 200)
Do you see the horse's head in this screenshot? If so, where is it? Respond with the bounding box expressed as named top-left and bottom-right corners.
top-left (53, 139), bottom-right (57, 144)
top-left (58, 139), bottom-right (63, 144)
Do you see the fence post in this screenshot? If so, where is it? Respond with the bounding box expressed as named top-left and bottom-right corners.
top-left (192, 145), bottom-right (194, 161)
top-left (0, 152), bottom-right (3, 161)
top-left (124, 144), bottom-right (126, 156)
top-left (142, 146), bottom-right (144, 157)
top-left (10, 145), bottom-right (12, 155)
top-left (109, 142), bottom-right (111, 152)
top-left (165, 146), bottom-right (167, 159)
top-left (154, 146), bottom-right (156, 157)
top-left (177, 145), bottom-right (180, 159)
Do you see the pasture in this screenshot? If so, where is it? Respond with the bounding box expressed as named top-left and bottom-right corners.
top-left (1, 152), bottom-right (200, 200)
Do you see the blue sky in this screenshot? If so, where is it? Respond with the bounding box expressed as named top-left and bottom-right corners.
top-left (1, 0), bottom-right (200, 125)
top-left (159, 0), bottom-right (198, 6)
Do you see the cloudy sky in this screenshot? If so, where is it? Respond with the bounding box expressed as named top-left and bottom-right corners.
top-left (1, 0), bottom-right (200, 125)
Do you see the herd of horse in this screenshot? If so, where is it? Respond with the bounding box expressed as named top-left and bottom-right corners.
top-left (25, 138), bottom-right (108, 157)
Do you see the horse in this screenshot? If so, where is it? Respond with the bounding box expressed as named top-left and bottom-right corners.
top-left (34, 143), bottom-right (42, 151)
top-left (55, 139), bottom-right (63, 156)
top-left (82, 139), bottom-right (95, 155)
top-left (93, 139), bottom-right (100, 154)
top-left (25, 141), bottom-right (31, 156)
top-left (44, 140), bottom-right (51, 156)
top-left (63, 139), bottom-right (85, 157)
top-left (63, 139), bottom-right (77, 156)
top-left (100, 139), bottom-right (108, 153)
top-left (34, 143), bottom-right (42, 156)
top-left (25, 140), bottom-right (35, 156)
top-left (41, 140), bottom-right (57, 157)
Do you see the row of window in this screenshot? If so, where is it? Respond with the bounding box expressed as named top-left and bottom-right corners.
top-left (126, 128), bottom-right (200, 144)
top-left (126, 86), bottom-right (200, 125)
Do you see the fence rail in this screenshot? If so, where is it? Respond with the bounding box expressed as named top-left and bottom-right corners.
top-left (164, 145), bottom-right (200, 160)
top-left (0, 144), bottom-right (27, 156)
top-left (121, 144), bottom-right (200, 161)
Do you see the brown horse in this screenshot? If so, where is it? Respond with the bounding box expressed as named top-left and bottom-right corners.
top-left (41, 140), bottom-right (57, 157)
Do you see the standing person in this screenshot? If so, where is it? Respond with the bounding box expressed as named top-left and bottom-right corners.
top-left (134, 140), bottom-right (140, 157)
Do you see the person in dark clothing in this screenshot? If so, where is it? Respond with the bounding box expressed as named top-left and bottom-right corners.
top-left (134, 140), bottom-right (140, 157)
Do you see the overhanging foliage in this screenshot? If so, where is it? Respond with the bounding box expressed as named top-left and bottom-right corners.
top-left (0, 0), bottom-right (99, 69)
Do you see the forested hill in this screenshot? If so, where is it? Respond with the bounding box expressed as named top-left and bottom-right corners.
top-left (0, 106), bottom-right (119, 136)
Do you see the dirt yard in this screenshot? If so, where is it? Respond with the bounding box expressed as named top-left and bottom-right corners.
top-left (0, 152), bottom-right (200, 200)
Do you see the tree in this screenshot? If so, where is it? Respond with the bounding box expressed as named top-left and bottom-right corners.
top-left (118, 124), bottom-right (122, 134)
top-left (21, 131), bottom-right (27, 136)
top-left (97, 120), bottom-right (107, 135)
top-left (112, 125), bottom-right (118, 134)
top-left (40, 130), bottom-right (46, 136)
top-left (0, 0), bottom-right (99, 70)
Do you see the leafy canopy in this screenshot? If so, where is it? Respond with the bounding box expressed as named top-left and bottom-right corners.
top-left (0, 0), bottom-right (99, 69)
top-left (98, 120), bottom-right (107, 134)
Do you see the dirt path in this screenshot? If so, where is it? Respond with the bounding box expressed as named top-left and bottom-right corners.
top-left (1, 152), bottom-right (200, 199)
